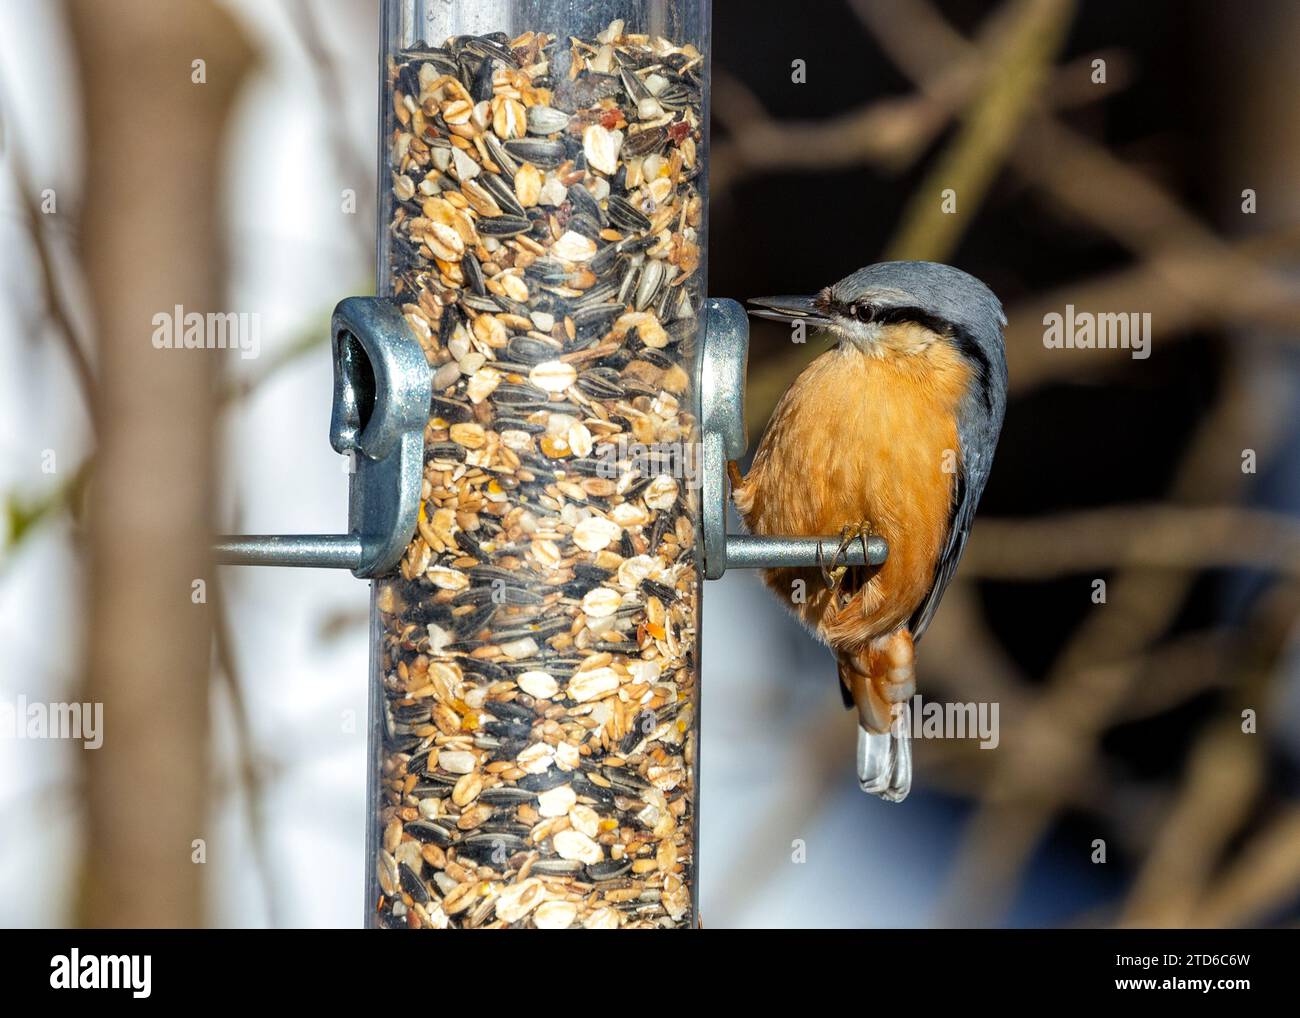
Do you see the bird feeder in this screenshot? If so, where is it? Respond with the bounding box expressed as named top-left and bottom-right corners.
top-left (216, 0), bottom-right (883, 929)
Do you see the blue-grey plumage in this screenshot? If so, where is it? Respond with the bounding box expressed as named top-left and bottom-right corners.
top-left (739, 261), bottom-right (1008, 800)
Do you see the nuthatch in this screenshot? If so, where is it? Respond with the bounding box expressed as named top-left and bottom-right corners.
top-left (733, 261), bottom-right (1007, 802)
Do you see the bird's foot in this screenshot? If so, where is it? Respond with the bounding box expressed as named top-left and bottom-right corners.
top-left (817, 521), bottom-right (875, 593)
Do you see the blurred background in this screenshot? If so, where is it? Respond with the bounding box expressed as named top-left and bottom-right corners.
top-left (2, 0), bottom-right (1298, 927)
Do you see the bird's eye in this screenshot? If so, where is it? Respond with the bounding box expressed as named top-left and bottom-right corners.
top-left (854, 304), bottom-right (876, 323)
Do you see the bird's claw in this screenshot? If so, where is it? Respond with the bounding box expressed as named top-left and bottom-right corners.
top-left (817, 522), bottom-right (874, 593)
top-left (816, 541), bottom-right (846, 591)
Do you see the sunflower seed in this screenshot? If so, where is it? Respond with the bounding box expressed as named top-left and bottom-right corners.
top-left (503, 137), bottom-right (566, 168)
top-left (526, 105), bottom-right (570, 135)
top-left (606, 194), bottom-right (651, 232)
top-left (635, 257), bottom-right (666, 311)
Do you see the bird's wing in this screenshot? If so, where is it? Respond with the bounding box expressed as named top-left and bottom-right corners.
top-left (907, 470), bottom-right (972, 643)
top-left (908, 350), bottom-right (1006, 643)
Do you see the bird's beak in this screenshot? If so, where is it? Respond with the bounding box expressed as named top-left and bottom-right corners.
top-left (746, 294), bottom-right (831, 327)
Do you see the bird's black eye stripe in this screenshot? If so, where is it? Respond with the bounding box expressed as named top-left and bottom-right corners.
top-left (871, 305), bottom-right (952, 334)
top-left (840, 302), bottom-right (954, 335)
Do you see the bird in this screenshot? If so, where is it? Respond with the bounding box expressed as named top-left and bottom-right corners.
top-left (732, 261), bottom-right (1007, 802)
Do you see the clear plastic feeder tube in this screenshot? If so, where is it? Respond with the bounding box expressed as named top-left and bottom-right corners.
top-left (369, 0), bottom-right (709, 929)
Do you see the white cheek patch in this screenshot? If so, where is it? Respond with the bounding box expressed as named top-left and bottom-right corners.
top-left (830, 316), bottom-right (944, 357)
top-left (829, 319), bottom-right (886, 353)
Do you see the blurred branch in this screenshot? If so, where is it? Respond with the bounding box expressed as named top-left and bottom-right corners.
top-left (1108, 630), bottom-right (1233, 723)
top-left (1002, 225), bottom-right (1300, 393)
top-left (885, 0), bottom-right (1076, 261)
top-left (939, 359), bottom-right (1286, 924)
top-left (919, 582), bottom-right (1032, 709)
top-left (712, 25), bottom-right (1128, 194)
top-left (1120, 734), bottom-right (1260, 925)
top-left (851, 0), bottom-right (995, 84)
top-left (287, 0), bottom-right (374, 258)
top-left (1011, 120), bottom-right (1300, 317)
top-left (1190, 809), bottom-right (1300, 927)
top-left (924, 626), bottom-right (1238, 800)
top-left (0, 87), bottom-right (96, 420)
top-left (859, 0), bottom-right (1299, 310)
top-left (963, 505), bottom-right (1300, 581)
top-left (1119, 582), bottom-right (1298, 926)
top-left (710, 72), bottom-right (955, 192)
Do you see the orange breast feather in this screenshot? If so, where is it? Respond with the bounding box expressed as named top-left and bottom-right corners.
top-left (734, 338), bottom-right (973, 649)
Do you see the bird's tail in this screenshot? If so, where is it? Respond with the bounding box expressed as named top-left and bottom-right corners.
top-left (837, 645), bottom-right (913, 802)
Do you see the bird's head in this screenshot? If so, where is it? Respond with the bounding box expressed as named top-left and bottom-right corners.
top-left (748, 260), bottom-right (1007, 364)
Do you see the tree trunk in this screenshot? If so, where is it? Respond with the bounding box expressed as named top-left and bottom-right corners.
top-left (69, 0), bottom-right (254, 927)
